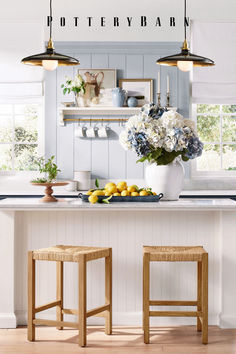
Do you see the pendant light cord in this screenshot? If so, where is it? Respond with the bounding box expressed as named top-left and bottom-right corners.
top-left (50, 0), bottom-right (52, 39)
top-left (184, 0), bottom-right (187, 40)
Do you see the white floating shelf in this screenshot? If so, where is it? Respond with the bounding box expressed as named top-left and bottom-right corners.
top-left (59, 106), bottom-right (177, 126)
top-left (59, 106), bottom-right (141, 126)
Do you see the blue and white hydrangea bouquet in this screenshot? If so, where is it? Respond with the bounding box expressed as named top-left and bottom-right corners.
top-left (119, 103), bottom-right (203, 165)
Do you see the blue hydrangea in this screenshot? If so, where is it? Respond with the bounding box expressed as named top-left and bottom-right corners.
top-left (128, 130), bottom-right (151, 157)
top-left (185, 136), bottom-right (204, 159)
top-left (141, 103), bottom-right (167, 119)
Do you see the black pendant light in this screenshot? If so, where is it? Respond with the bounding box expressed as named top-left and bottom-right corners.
top-left (21, 0), bottom-right (79, 71)
top-left (157, 0), bottom-right (215, 71)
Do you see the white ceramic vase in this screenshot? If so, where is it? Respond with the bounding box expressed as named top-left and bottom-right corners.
top-left (145, 161), bottom-right (184, 201)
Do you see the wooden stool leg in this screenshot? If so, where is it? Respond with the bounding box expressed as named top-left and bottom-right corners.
top-left (56, 261), bottom-right (63, 330)
top-left (143, 252), bottom-right (150, 344)
top-left (28, 251), bottom-right (35, 341)
top-left (79, 255), bottom-right (87, 347)
top-left (202, 253), bottom-right (208, 344)
top-left (197, 261), bottom-right (202, 332)
top-left (105, 248), bottom-right (112, 335)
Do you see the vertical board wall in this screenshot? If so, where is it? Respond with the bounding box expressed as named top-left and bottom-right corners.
top-left (45, 42), bottom-right (190, 180)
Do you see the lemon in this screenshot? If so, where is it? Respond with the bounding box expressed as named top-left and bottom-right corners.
top-left (117, 181), bottom-right (127, 192)
top-left (131, 192), bottom-right (139, 196)
top-left (105, 191), bottom-right (112, 196)
top-left (92, 190), bottom-right (105, 196)
top-left (105, 182), bottom-right (116, 190)
top-left (121, 190), bottom-right (130, 196)
top-left (139, 190), bottom-right (149, 196)
top-left (127, 185), bottom-right (138, 193)
top-left (86, 191), bottom-right (93, 196)
top-left (106, 186), bottom-right (117, 194)
top-left (88, 195), bottom-right (98, 204)
top-left (153, 192), bottom-right (157, 195)
top-left (113, 192), bottom-right (121, 196)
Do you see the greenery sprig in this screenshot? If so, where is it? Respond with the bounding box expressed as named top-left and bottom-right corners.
top-left (32, 156), bottom-right (61, 183)
top-left (61, 75), bottom-right (86, 96)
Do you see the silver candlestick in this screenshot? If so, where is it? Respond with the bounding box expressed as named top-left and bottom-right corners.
top-left (157, 92), bottom-right (161, 107)
top-left (166, 93), bottom-right (170, 107)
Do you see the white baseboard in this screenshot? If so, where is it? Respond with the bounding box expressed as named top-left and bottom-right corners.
top-left (219, 315), bottom-right (236, 328)
top-left (0, 313), bottom-right (16, 328)
top-left (15, 310), bottom-right (220, 327)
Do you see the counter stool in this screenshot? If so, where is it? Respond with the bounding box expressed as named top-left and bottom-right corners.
top-left (28, 245), bottom-right (112, 347)
top-left (143, 246), bottom-right (208, 344)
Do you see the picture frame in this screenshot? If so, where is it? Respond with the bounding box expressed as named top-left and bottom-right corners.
top-left (78, 68), bottom-right (117, 107)
top-left (119, 79), bottom-right (153, 106)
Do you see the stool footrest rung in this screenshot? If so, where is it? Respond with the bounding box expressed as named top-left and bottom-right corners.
top-left (35, 301), bottom-right (61, 313)
top-left (87, 304), bottom-right (110, 318)
top-left (63, 308), bottom-right (78, 315)
top-left (62, 304), bottom-right (110, 318)
top-left (149, 311), bottom-right (202, 317)
top-left (33, 318), bottom-right (78, 329)
top-left (149, 300), bottom-right (198, 306)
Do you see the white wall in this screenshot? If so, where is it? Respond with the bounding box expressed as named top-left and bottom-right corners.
top-left (1, 0), bottom-right (236, 43)
top-left (0, 21), bottom-right (44, 82)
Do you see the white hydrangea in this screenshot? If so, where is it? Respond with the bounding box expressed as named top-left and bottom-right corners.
top-left (119, 105), bottom-right (202, 163)
top-left (119, 130), bottom-right (130, 150)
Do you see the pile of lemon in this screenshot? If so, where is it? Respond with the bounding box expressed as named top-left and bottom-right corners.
top-left (87, 181), bottom-right (156, 204)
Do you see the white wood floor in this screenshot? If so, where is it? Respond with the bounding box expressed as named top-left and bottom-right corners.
top-left (0, 326), bottom-right (236, 353)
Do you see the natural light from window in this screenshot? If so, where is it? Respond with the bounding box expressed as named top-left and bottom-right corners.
top-left (0, 103), bottom-right (42, 172)
top-left (194, 104), bottom-right (236, 174)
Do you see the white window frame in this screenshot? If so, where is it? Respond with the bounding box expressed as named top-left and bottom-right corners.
top-left (191, 103), bottom-right (236, 178)
top-left (0, 97), bottom-right (44, 176)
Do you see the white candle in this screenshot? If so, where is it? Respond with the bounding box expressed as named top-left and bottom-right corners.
top-left (157, 71), bottom-right (160, 94)
top-left (167, 75), bottom-right (170, 94)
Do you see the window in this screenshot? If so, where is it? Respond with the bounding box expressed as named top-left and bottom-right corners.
top-left (192, 104), bottom-right (236, 176)
top-left (0, 101), bottom-right (43, 173)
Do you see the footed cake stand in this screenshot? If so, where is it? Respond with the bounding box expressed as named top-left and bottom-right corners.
top-left (31, 182), bottom-right (68, 202)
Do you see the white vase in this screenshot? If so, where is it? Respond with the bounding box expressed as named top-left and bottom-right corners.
top-left (75, 94), bottom-right (87, 107)
top-left (145, 161), bottom-right (184, 201)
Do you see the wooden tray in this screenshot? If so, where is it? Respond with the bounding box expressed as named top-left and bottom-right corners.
top-left (78, 193), bottom-right (163, 203)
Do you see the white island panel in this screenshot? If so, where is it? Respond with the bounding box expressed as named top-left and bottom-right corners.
top-left (0, 198), bottom-right (235, 328)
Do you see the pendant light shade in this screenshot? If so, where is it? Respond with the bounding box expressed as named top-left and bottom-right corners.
top-left (157, 0), bottom-right (215, 71)
top-left (21, 0), bottom-right (79, 70)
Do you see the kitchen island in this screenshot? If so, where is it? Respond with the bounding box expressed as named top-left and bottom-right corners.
top-left (0, 198), bottom-right (236, 329)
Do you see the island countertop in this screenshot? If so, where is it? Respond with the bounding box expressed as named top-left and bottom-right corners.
top-left (0, 197), bottom-right (236, 211)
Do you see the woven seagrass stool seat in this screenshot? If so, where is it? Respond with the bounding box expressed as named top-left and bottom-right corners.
top-left (143, 246), bottom-right (208, 345)
top-left (28, 245), bottom-right (112, 347)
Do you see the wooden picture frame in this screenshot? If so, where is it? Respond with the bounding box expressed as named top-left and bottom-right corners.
top-left (119, 79), bottom-right (153, 106)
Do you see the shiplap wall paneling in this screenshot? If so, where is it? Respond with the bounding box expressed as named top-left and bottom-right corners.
top-left (178, 70), bottom-right (190, 117)
top-left (91, 126), bottom-right (109, 179)
top-left (56, 61), bottom-right (74, 179)
top-left (15, 210), bottom-right (220, 326)
top-left (45, 43), bottom-right (190, 180)
top-left (125, 53), bottom-right (145, 179)
top-left (143, 54), bottom-right (159, 104)
top-left (74, 122), bottom-right (92, 173)
top-left (44, 70), bottom-right (57, 160)
top-left (92, 54), bottom-right (109, 68)
top-left (108, 54), bottom-right (126, 81)
top-left (108, 121), bottom-right (127, 179)
top-left (126, 54), bottom-right (144, 78)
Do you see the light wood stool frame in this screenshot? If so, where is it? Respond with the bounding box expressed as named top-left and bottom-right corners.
top-left (28, 246), bottom-right (112, 347)
top-left (143, 246), bottom-right (208, 345)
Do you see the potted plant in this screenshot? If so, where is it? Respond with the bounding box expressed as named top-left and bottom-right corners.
top-left (119, 103), bottom-right (203, 200)
top-left (31, 156), bottom-right (68, 202)
top-left (61, 74), bottom-right (86, 107)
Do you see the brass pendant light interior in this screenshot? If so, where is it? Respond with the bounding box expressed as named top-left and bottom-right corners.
top-left (21, 0), bottom-right (79, 70)
top-left (157, 0), bottom-right (215, 70)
